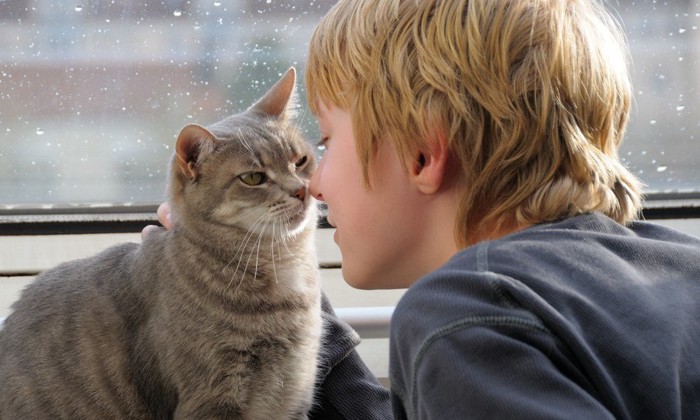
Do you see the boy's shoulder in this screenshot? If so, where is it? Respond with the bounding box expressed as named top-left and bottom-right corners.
top-left (392, 212), bottom-right (700, 343)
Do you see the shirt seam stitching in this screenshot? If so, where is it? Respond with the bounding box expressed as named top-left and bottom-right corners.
top-left (409, 315), bottom-right (552, 418)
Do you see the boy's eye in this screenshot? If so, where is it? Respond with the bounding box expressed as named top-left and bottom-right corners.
top-left (239, 172), bottom-right (266, 186)
top-left (316, 137), bottom-right (328, 156)
top-left (295, 155), bottom-right (308, 169)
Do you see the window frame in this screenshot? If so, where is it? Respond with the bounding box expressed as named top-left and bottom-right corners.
top-left (1, 194), bottom-right (698, 236)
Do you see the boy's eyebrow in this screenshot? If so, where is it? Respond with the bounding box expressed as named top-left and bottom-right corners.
top-left (314, 106), bottom-right (326, 119)
top-left (315, 99), bottom-right (332, 118)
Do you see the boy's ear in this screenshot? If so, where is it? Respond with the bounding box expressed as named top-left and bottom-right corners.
top-left (411, 130), bottom-right (450, 195)
top-left (175, 124), bottom-right (218, 180)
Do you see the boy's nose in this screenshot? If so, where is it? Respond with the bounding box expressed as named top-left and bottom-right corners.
top-left (308, 162), bottom-right (325, 202)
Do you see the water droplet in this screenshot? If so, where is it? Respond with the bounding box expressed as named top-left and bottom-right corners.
top-left (74, 5), bottom-right (83, 12)
top-left (656, 166), bottom-right (668, 173)
top-left (36, 128), bottom-right (45, 135)
top-left (650, 120), bottom-right (657, 125)
top-left (679, 28), bottom-right (686, 34)
top-left (677, 105), bottom-right (685, 111)
top-left (214, 1), bottom-right (221, 6)
top-left (173, 10), bottom-right (182, 17)
top-left (266, 0), bottom-right (272, 3)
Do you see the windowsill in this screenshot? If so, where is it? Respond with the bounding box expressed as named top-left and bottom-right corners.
top-left (1, 194), bottom-right (699, 235)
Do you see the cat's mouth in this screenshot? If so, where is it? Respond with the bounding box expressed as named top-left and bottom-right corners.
top-left (287, 203), bottom-right (307, 225)
top-left (289, 207), bottom-right (306, 223)
top-left (270, 200), bottom-right (309, 233)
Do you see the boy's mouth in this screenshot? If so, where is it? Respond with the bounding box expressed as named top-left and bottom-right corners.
top-left (326, 213), bottom-right (337, 228)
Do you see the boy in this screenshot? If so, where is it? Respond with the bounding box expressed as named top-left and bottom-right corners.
top-left (150, 0), bottom-right (700, 418)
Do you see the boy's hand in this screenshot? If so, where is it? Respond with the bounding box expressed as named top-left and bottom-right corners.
top-left (141, 202), bottom-right (173, 239)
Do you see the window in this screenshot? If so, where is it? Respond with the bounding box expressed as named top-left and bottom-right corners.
top-left (619, 0), bottom-right (700, 197)
top-left (0, 0), bottom-right (698, 212)
top-left (0, 0), bottom-right (333, 208)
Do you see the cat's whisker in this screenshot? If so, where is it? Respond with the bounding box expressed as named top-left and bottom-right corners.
top-left (271, 220), bottom-right (279, 284)
top-left (252, 217), bottom-right (271, 286)
top-left (229, 215), bottom-right (269, 283)
top-left (222, 210), bottom-right (268, 273)
top-left (279, 208), bottom-right (296, 257)
top-left (270, 216), bottom-right (284, 265)
top-left (224, 212), bottom-right (267, 279)
top-left (277, 234), bottom-right (283, 265)
top-left (225, 210), bottom-right (271, 292)
top-left (235, 215), bottom-right (272, 295)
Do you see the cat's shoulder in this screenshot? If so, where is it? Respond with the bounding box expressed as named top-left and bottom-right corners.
top-left (57, 240), bottom-right (141, 273)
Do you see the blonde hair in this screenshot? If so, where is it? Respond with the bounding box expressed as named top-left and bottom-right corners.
top-left (306, 0), bottom-right (643, 246)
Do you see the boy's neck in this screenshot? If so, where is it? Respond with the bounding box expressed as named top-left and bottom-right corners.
top-left (465, 214), bottom-right (531, 248)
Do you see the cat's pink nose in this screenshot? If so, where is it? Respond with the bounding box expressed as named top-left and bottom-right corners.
top-left (293, 187), bottom-right (306, 201)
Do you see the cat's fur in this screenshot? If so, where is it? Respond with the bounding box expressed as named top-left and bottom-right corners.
top-left (0, 68), bottom-right (322, 419)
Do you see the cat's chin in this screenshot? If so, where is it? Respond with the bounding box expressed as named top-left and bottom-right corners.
top-left (283, 206), bottom-right (312, 237)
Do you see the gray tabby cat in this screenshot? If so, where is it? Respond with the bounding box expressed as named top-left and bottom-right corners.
top-left (0, 68), bottom-right (322, 419)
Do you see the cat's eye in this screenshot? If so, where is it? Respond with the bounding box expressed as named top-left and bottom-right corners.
top-left (239, 172), bottom-right (266, 186)
top-left (295, 156), bottom-right (308, 169)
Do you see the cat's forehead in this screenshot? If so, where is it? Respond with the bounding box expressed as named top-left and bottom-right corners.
top-left (207, 114), bottom-right (308, 165)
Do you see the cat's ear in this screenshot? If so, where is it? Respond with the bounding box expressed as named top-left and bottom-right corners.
top-left (175, 124), bottom-right (218, 180)
top-left (249, 67), bottom-right (298, 122)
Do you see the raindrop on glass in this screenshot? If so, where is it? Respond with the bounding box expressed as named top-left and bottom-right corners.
top-left (173, 10), bottom-right (183, 17)
top-left (75, 5), bottom-right (83, 12)
top-left (656, 166), bottom-right (668, 173)
top-left (36, 129), bottom-right (45, 135)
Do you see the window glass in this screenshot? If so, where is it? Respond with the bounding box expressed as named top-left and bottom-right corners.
top-left (0, 0), bottom-right (698, 208)
top-left (619, 0), bottom-right (700, 195)
top-left (0, 0), bottom-right (332, 206)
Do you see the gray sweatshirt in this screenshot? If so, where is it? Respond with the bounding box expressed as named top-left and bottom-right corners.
top-left (391, 213), bottom-right (700, 419)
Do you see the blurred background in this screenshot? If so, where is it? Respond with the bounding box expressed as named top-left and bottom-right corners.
top-left (0, 0), bottom-right (698, 207)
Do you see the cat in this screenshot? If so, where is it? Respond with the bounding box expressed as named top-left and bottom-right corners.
top-left (0, 67), bottom-right (322, 419)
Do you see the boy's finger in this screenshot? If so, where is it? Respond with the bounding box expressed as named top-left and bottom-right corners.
top-left (157, 202), bottom-right (173, 229)
top-left (141, 224), bottom-right (161, 240)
